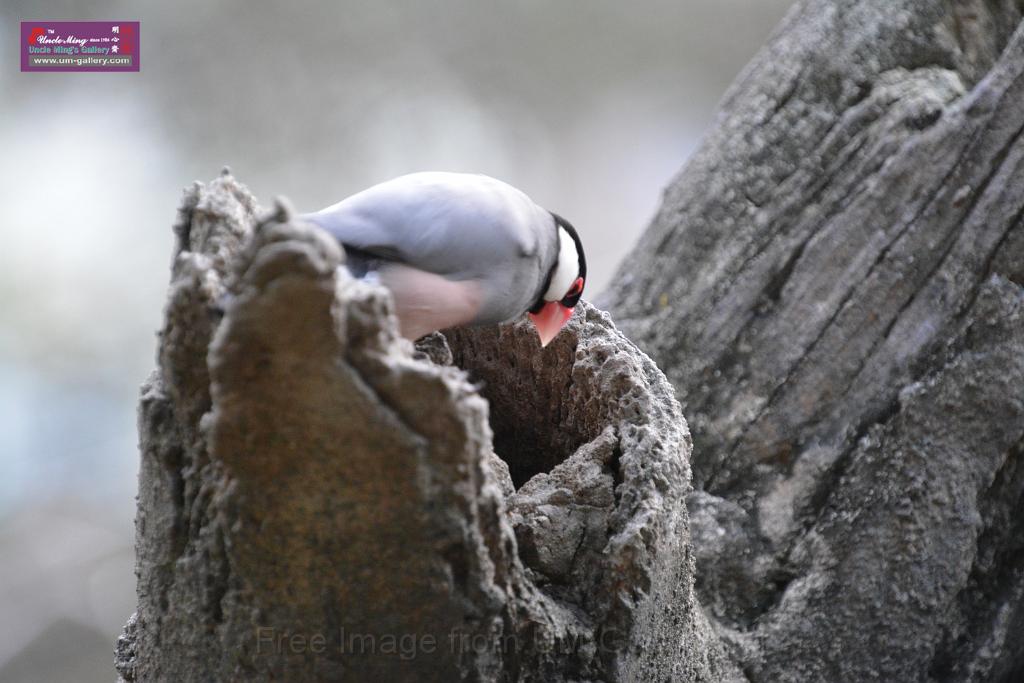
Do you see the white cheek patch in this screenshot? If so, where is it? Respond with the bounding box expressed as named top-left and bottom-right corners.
top-left (544, 226), bottom-right (579, 302)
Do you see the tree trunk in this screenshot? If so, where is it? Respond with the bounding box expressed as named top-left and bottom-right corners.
top-left (114, 174), bottom-right (738, 682)
top-left (599, 0), bottom-right (1024, 680)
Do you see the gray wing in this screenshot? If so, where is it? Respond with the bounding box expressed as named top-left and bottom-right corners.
top-left (303, 172), bottom-right (558, 323)
top-left (303, 172), bottom-right (546, 281)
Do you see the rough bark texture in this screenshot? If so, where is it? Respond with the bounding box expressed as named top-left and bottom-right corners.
top-left (115, 172), bottom-right (738, 682)
top-left (600, 0), bottom-right (1024, 680)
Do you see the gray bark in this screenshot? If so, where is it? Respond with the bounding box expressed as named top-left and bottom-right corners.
top-left (114, 173), bottom-right (738, 682)
top-left (599, 0), bottom-right (1024, 680)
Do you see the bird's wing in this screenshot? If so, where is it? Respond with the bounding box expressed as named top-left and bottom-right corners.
top-left (303, 172), bottom-right (544, 281)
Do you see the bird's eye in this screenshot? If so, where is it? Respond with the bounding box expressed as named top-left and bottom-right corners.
top-left (561, 277), bottom-right (585, 307)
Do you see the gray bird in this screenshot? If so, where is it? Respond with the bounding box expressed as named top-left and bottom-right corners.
top-left (302, 172), bottom-right (586, 346)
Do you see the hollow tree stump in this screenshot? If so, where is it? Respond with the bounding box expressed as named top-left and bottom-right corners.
top-left (115, 173), bottom-right (738, 682)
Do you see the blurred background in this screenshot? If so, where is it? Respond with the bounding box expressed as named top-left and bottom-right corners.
top-left (1, 1), bottom-right (793, 680)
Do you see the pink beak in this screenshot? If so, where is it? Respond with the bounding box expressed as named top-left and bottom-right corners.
top-left (528, 301), bottom-right (573, 347)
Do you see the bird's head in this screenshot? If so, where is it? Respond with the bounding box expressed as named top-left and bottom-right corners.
top-left (528, 213), bottom-right (586, 347)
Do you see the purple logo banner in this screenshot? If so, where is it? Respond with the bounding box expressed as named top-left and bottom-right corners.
top-left (21, 21), bottom-right (139, 72)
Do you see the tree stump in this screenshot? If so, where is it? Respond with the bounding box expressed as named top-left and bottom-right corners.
top-left (115, 173), bottom-right (737, 682)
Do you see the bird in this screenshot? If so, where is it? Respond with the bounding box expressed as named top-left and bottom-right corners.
top-left (302, 172), bottom-right (586, 347)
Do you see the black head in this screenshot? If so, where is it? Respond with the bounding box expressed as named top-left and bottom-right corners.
top-left (529, 212), bottom-right (586, 314)
top-left (552, 212), bottom-right (586, 307)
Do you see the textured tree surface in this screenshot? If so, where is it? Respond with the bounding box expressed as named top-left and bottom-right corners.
top-left (600, 0), bottom-right (1024, 680)
top-left (114, 173), bottom-right (738, 682)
